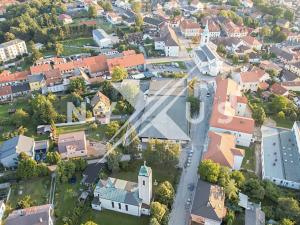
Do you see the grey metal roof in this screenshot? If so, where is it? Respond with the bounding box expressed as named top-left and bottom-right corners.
top-left (27, 74), bottom-right (44, 83)
top-left (270, 46), bottom-right (294, 61)
top-left (0, 135), bottom-right (34, 159)
top-left (83, 163), bottom-right (105, 185)
top-left (195, 49), bottom-right (208, 62)
top-left (261, 125), bottom-right (300, 183)
top-left (143, 17), bottom-right (163, 26)
top-left (93, 29), bottom-right (108, 40)
top-left (11, 83), bottom-right (30, 94)
top-left (281, 69), bottom-right (298, 82)
top-left (202, 45), bottom-right (216, 61)
top-left (34, 140), bottom-right (49, 151)
top-left (0, 39), bottom-right (24, 48)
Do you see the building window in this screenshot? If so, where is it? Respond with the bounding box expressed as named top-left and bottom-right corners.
top-left (112, 202), bottom-right (114, 208)
top-left (143, 180), bottom-right (145, 186)
top-left (125, 205), bottom-right (128, 211)
top-left (118, 203), bottom-right (121, 209)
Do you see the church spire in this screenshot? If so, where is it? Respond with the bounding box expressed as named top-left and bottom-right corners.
top-left (201, 20), bottom-right (210, 46)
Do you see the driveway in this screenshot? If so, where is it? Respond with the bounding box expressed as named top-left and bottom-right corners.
top-left (168, 82), bottom-right (214, 225)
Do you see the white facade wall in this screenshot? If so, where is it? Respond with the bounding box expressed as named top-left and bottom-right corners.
top-left (204, 218), bottom-right (221, 225)
top-left (138, 172), bottom-right (152, 205)
top-left (181, 28), bottom-right (201, 38)
top-left (233, 155), bottom-right (244, 170)
top-left (209, 31), bottom-right (221, 38)
top-left (236, 103), bottom-right (247, 116)
top-left (0, 40), bottom-right (27, 62)
top-left (154, 41), bottom-right (165, 51)
top-left (210, 127), bottom-right (253, 147)
top-left (164, 46), bottom-right (179, 57)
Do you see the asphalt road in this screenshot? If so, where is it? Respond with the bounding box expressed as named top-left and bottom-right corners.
top-left (168, 82), bottom-right (214, 225)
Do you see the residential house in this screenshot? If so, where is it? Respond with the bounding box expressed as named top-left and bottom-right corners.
top-left (0, 86), bottom-right (12, 102)
top-left (58, 14), bottom-right (73, 24)
top-left (241, 0), bottom-right (254, 7)
top-left (0, 70), bottom-right (29, 87)
top-left (281, 69), bottom-right (299, 82)
top-left (260, 60), bottom-right (282, 74)
top-left (209, 78), bottom-right (255, 147)
top-left (93, 29), bottom-right (113, 48)
top-left (270, 83), bottom-right (289, 96)
top-left (27, 74), bottom-right (46, 91)
top-left (92, 163), bottom-right (152, 216)
top-left (43, 68), bottom-right (66, 93)
top-left (155, 25), bottom-right (180, 57)
top-left (106, 50), bottom-right (145, 73)
top-left (0, 135), bottom-right (35, 168)
top-left (106, 12), bottom-right (122, 25)
top-left (179, 19), bottom-right (202, 38)
top-left (203, 131), bottom-right (245, 170)
top-left (138, 78), bottom-right (190, 143)
top-left (30, 63), bottom-right (52, 75)
top-left (82, 163), bottom-right (106, 186)
top-left (169, 16), bottom-right (183, 28)
top-left (0, 39), bottom-right (28, 62)
top-left (281, 81), bottom-right (300, 92)
top-left (222, 21), bottom-right (248, 38)
top-left (232, 68), bottom-right (270, 92)
top-left (270, 46), bottom-right (297, 63)
top-left (11, 83), bottom-right (30, 97)
top-left (143, 17), bottom-right (164, 32)
top-left (91, 91), bottom-right (111, 124)
top-left (286, 62), bottom-right (300, 76)
top-left (207, 20), bottom-right (221, 38)
top-left (193, 24), bottom-right (223, 76)
top-left (190, 179), bottom-right (226, 225)
top-left (163, 0), bottom-right (179, 10)
top-left (242, 36), bottom-right (262, 50)
top-left (5, 204), bottom-right (54, 225)
top-left (261, 122), bottom-right (300, 189)
top-left (58, 131), bottom-right (88, 159)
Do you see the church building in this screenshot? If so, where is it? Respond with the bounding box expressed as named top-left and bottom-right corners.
top-left (92, 162), bottom-right (152, 217)
top-left (193, 22), bottom-right (223, 76)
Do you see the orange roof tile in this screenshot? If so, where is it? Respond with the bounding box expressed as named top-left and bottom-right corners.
top-left (106, 51), bottom-right (145, 72)
top-left (270, 83), bottom-right (289, 96)
top-left (203, 131), bottom-right (245, 168)
top-left (30, 64), bottom-right (52, 75)
top-left (210, 78), bottom-right (255, 134)
top-left (180, 19), bottom-right (202, 30)
top-left (240, 68), bottom-right (267, 83)
top-left (0, 70), bottom-right (29, 83)
top-left (0, 85), bottom-right (12, 96)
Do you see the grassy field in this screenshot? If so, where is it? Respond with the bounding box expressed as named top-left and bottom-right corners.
top-left (271, 116), bottom-right (294, 129)
top-left (8, 176), bottom-right (51, 208)
top-left (240, 145), bottom-right (256, 172)
top-left (60, 37), bottom-right (95, 47)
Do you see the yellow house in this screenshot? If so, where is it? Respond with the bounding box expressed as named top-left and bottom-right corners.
top-left (91, 91), bottom-right (111, 124)
top-left (28, 74), bottom-right (46, 91)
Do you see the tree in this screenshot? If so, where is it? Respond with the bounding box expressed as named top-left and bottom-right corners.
top-left (230, 170), bottom-right (245, 188)
top-left (106, 121), bottom-right (120, 139)
top-left (224, 179), bottom-right (238, 201)
top-left (88, 5), bottom-right (97, 18)
top-left (150, 202), bottom-right (167, 223)
top-left (279, 219), bottom-right (296, 225)
top-left (271, 95), bottom-right (291, 114)
top-left (31, 47), bottom-right (43, 62)
top-left (198, 160), bottom-right (220, 183)
top-left (149, 217), bottom-right (160, 225)
top-left (276, 197), bottom-right (300, 221)
top-left (218, 166), bottom-right (230, 187)
top-left (126, 124), bottom-right (141, 158)
top-left (4, 32), bottom-right (16, 41)
top-left (284, 9), bottom-right (294, 22)
top-left (69, 77), bottom-right (86, 95)
top-left (112, 66), bottom-right (128, 81)
top-left (81, 222), bottom-right (98, 225)
top-left (242, 178), bottom-right (265, 202)
top-left (225, 210), bottom-right (235, 225)
top-left (277, 111), bottom-right (285, 120)
top-left (188, 96), bottom-right (200, 117)
top-left (135, 14), bottom-right (143, 28)
top-left (155, 181), bottom-right (175, 207)
top-left (252, 104), bottom-right (266, 125)
top-left (12, 108), bottom-right (29, 127)
top-left (46, 151), bottom-right (61, 165)
top-left (55, 42), bottom-right (64, 56)
top-left (107, 149), bottom-right (121, 173)
top-left (131, 1), bottom-right (142, 13)
top-left (16, 154), bottom-right (38, 179)
top-left (57, 160), bottom-right (76, 183)
top-left (31, 94), bottom-right (58, 124)
top-left (16, 195), bottom-right (33, 209)
top-left (232, 54), bottom-right (239, 65)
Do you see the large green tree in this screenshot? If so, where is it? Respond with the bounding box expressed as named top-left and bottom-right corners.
top-left (150, 202), bottom-right (167, 223)
top-left (155, 181), bottom-right (175, 207)
top-left (198, 160), bottom-right (220, 183)
top-left (112, 66), bottom-right (128, 81)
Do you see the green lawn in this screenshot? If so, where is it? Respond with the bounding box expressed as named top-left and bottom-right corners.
top-left (60, 37), bottom-right (95, 47)
top-left (8, 176), bottom-right (51, 209)
top-left (271, 116), bottom-right (294, 129)
top-left (240, 145), bottom-right (256, 172)
top-left (82, 209), bottom-right (149, 225)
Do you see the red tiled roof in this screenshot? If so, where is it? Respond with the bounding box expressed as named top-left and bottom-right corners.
top-left (270, 83), bottom-right (289, 95)
top-left (0, 85), bottom-right (12, 96)
top-left (0, 70), bottom-right (30, 84)
top-left (30, 64), bottom-right (52, 75)
top-left (203, 131), bottom-right (245, 168)
top-left (210, 78), bottom-right (255, 134)
top-left (180, 19), bottom-right (202, 30)
top-left (242, 36), bottom-right (261, 46)
top-left (44, 69), bottom-right (62, 85)
top-left (106, 51), bottom-right (145, 72)
top-left (240, 68), bottom-right (267, 83)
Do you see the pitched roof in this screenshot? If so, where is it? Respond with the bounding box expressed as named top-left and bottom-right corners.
top-left (106, 51), bottom-right (145, 72)
top-left (270, 83), bottom-right (288, 95)
top-left (91, 91), bottom-right (110, 108)
top-left (44, 68), bottom-right (62, 85)
top-left (0, 85), bottom-right (12, 96)
top-left (180, 19), bottom-right (201, 30)
top-left (210, 78), bottom-right (255, 134)
top-left (30, 64), bottom-right (52, 75)
top-left (242, 36), bottom-right (261, 46)
top-left (0, 70), bottom-right (29, 84)
top-left (58, 131), bottom-right (87, 154)
top-left (203, 132), bottom-right (245, 168)
top-left (6, 204), bottom-right (53, 225)
top-left (240, 68), bottom-right (268, 83)
top-left (0, 135), bottom-right (34, 159)
top-left (156, 25), bottom-right (180, 47)
top-left (191, 179), bottom-right (226, 222)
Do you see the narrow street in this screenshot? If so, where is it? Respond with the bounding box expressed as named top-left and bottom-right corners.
top-left (168, 82), bottom-right (214, 225)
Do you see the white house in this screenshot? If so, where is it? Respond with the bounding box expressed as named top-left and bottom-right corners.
top-left (209, 78), bottom-right (255, 147)
top-left (179, 19), bottom-right (202, 38)
top-left (92, 163), bottom-right (152, 216)
top-left (193, 23), bottom-right (223, 76)
top-left (106, 12), bottom-right (122, 25)
top-left (0, 39), bottom-right (28, 62)
top-left (93, 29), bottom-right (112, 48)
top-left (190, 0), bottom-right (204, 11)
top-left (155, 25), bottom-right (180, 57)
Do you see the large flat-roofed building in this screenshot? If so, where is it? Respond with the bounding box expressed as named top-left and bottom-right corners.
top-left (138, 78), bottom-right (190, 143)
top-left (261, 122), bottom-right (300, 189)
top-left (0, 39), bottom-right (27, 62)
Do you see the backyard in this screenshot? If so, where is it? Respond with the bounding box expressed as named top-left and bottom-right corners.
top-left (240, 145), bottom-right (256, 172)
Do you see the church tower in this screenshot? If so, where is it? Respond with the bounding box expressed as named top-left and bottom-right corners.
top-left (138, 162), bottom-right (152, 205)
top-left (201, 21), bottom-right (210, 46)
